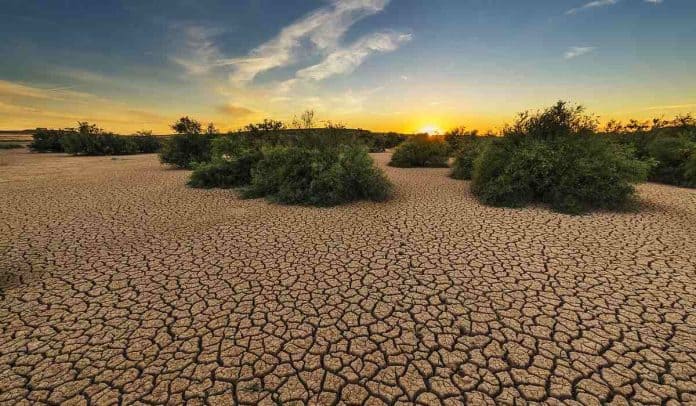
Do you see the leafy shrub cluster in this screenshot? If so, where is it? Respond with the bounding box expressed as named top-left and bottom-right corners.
top-left (161, 116), bottom-right (405, 170)
top-left (450, 137), bottom-right (490, 180)
top-left (159, 117), bottom-right (217, 169)
top-left (388, 135), bottom-right (450, 168)
top-left (30, 129), bottom-right (71, 152)
top-left (244, 145), bottom-right (391, 206)
top-left (187, 126), bottom-right (392, 206)
top-left (29, 124), bottom-right (162, 155)
top-left (0, 143), bottom-right (24, 150)
top-left (470, 102), bottom-right (651, 214)
top-left (603, 115), bottom-right (696, 187)
top-left (159, 134), bottom-right (214, 169)
top-left (188, 149), bottom-right (262, 189)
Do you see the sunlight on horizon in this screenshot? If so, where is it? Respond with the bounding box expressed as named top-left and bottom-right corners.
top-left (417, 124), bottom-right (443, 135)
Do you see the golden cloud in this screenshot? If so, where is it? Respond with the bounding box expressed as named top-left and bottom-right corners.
top-left (218, 104), bottom-right (256, 116)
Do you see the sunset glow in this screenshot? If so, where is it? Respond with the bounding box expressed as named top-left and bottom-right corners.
top-left (0, 1), bottom-right (694, 133)
top-left (417, 125), bottom-right (443, 135)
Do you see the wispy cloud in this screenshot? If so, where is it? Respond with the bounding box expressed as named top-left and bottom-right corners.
top-left (218, 0), bottom-right (390, 84)
top-left (296, 32), bottom-right (412, 81)
top-left (564, 46), bottom-right (596, 59)
top-left (172, 0), bottom-right (407, 89)
top-left (0, 79), bottom-right (92, 101)
top-left (566, 0), bottom-right (663, 15)
top-left (217, 103), bottom-right (256, 116)
top-left (644, 103), bottom-right (696, 110)
top-left (566, 0), bottom-right (618, 15)
top-left (171, 26), bottom-right (224, 75)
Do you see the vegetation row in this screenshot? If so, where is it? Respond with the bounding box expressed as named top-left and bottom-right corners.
top-left (20, 104), bottom-right (695, 212)
top-left (162, 116), bottom-right (393, 206)
top-left (29, 123), bottom-right (162, 155)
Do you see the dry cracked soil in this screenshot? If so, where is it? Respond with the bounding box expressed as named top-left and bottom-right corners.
top-left (1, 148), bottom-right (695, 405)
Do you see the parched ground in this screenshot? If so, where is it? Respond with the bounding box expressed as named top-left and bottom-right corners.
top-left (1, 149), bottom-right (695, 405)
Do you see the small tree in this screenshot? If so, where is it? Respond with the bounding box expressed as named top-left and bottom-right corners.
top-left (160, 117), bottom-right (213, 168)
top-left (206, 123), bottom-right (219, 135)
top-left (77, 122), bottom-right (102, 135)
top-left (172, 117), bottom-right (202, 135)
top-left (292, 110), bottom-right (316, 129)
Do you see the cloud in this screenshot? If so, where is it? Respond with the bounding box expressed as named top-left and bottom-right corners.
top-left (565, 0), bottom-right (618, 15)
top-left (173, 0), bottom-right (396, 86)
top-left (296, 32), bottom-right (412, 81)
top-left (217, 103), bottom-right (256, 116)
top-left (0, 79), bottom-right (93, 101)
top-left (171, 26), bottom-right (224, 75)
top-left (217, 0), bottom-right (390, 84)
top-left (644, 103), bottom-right (696, 110)
top-left (564, 46), bottom-right (596, 59)
top-left (565, 0), bottom-right (662, 15)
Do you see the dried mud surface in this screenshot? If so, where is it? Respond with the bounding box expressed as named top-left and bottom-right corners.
top-left (1, 149), bottom-right (695, 405)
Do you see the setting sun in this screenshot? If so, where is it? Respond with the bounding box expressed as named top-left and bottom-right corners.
top-left (417, 124), bottom-right (443, 135)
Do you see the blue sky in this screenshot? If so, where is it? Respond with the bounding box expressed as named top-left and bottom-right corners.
top-left (0, 0), bottom-right (694, 133)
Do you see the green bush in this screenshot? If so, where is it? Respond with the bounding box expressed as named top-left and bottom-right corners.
top-left (683, 153), bottom-right (696, 187)
top-left (0, 143), bottom-right (24, 149)
top-left (602, 114), bottom-right (696, 187)
top-left (159, 134), bottom-right (213, 169)
top-left (159, 117), bottom-right (216, 169)
top-left (188, 149), bottom-right (262, 189)
top-left (30, 124), bottom-right (160, 155)
top-left (389, 135), bottom-right (450, 168)
top-left (470, 102), bottom-right (650, 214)
top-left (132, 133), bottom-right (162, 153)
top-left (244, 144), bottom-right (392, 206)
top-left (451, 138), bottom-right (490, 180)
top-left (645, 136), bottom-right (695, 186)
top-left (211, 135), bottom-right (254, 158)
top-left (61, 132), bottom-right (139, 155)
top-left (30, 129), bottom-right (68, 152)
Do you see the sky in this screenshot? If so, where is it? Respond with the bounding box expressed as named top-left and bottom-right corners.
top-left (0, 0), bottom-right (695, 134)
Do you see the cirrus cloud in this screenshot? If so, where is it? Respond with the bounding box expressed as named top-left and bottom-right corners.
top-left (564, 46), bottom-right (596, 59)
top-left (296, 32), bottom-right (412, 81)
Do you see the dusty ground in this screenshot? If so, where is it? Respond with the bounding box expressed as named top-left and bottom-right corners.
top-left (1, 148), bottom-right (695, 405)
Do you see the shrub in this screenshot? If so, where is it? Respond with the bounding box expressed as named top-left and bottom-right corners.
top-left (159, 134), bottom-right (213, 168)
top-left (471, 138), bottom-right (556, 208)
top-left (30, 124), bottom-right (159, 156)
top-left (451, 137), bottom-right (490, 180)
top-left (645, 136), bottom-right (695, 186)
top-left (159, 117), bottom-right (214, 169)
top-left (389, 135), bottom-right (450, 168)
top-left (188, 149), bottom-right (262, 189)
top-left (470, 102), bottom-right (650, 214)
top-left (30, 129), bottom-right (68, 152)
top-left (602, 114), bottom-right (696, 187)
top-left (132, 132), bottom-right (162, 153)
top-left (369, 132), bottom-right (407, 152)
top-left (211, 135), bottom-right (255, 158)
top-left (545, 137), bottom-right (650, 213)
top-left (445, 127), bottom-right (480, 152)
top-left (0, 143), bottom-right (24, 149)
top-left (245, 144), bottom-right (392, 206)
top-left (61, 132), bottom-right (139, 155)
top-left (683, 153), bottom-right (696, 187)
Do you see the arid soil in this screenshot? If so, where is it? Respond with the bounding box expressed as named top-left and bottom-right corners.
top-left (1, 149), bottom-right (695, 405)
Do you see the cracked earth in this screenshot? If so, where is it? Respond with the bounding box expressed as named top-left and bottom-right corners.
top-left (1, 149), bottom-right (696, 405)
